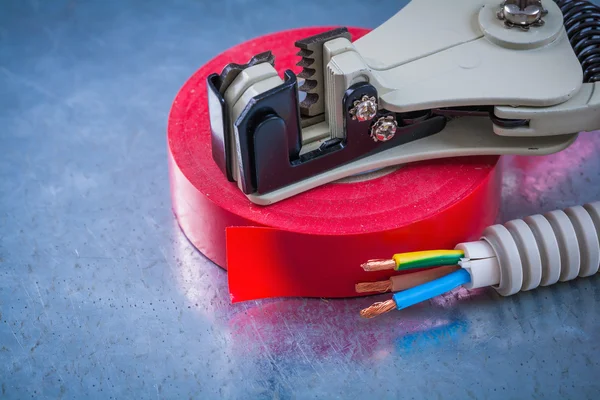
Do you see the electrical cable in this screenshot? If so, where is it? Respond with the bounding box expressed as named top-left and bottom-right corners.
top-left (361, 249), bottom-right (464, 272)
top-left (355, 265), bottom-right (459, 293)
top-left (360, 269), bottom-right (472, 318)
top-left (358, 201), bottom-right (600, 318)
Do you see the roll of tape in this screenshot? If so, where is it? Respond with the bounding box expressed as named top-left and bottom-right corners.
top-left (168, 27), bottom-right (502, 302)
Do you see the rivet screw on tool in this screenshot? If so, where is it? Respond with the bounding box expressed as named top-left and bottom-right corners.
top-left (349, 95), bottom-right (378, 122)
top-left (497, 0), bottom-right (548, 30)
top-left (371, 115), bottom-right (398, 142)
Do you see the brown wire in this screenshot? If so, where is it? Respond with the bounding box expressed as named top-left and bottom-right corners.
top-left (359, 299), bottom-right (396, 319)
top-left (390, 265), bottom-right (459, 291)
top-left (355, 265), bottom-right (460, 294)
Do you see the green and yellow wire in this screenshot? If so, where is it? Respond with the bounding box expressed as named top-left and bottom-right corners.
top-left (361, 249), bottom-right (464, 272)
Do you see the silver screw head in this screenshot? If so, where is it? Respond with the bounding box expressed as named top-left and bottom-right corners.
top-left (349, 95), bottom-right (377, 122)
top-left (371, 116), bottom-right (397, 142)
top-left (497, 0), bottom-right (547, 30)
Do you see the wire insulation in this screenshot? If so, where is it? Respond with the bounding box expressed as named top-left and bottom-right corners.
top-left (392, 269), bottom-right (471, 310)
top-left (355, 265), bottom-right (460, 293)
top-left (390, 265), bottom-right (460, 292)
top-left (392, 250), bottom-right (464, 271)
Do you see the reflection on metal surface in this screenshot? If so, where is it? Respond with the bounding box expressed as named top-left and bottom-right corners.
top-left (224, 297), bottom-right (468, 362)
top-left (395, 318), bottom-right (468, 352)
top-left (171, 219), bottom-right (228, 321)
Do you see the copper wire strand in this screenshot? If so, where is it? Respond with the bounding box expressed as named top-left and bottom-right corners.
top-left (360, 299), bottom-right (396, 319)
top-left (355, 280), bottom-right (392, 293)
top-left (360, 259), bottom-right (396, 271)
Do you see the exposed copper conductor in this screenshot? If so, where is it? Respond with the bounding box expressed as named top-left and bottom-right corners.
top-left (360, 259), bottom-right (396, 271)
top-left (359, 299), bottom-right (396, 319)
top-left (355, 280), bottom-right (392, 293)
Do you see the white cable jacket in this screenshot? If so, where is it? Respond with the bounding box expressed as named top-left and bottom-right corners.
top-left (456, 201), bottom-right (600, 296)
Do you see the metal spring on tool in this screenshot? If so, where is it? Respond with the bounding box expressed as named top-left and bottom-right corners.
top-left (555, 0), bottom-right (600, 82)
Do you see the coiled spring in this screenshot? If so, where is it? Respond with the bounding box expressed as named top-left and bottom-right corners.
top-left (555, 0), bottom-right (600, 82)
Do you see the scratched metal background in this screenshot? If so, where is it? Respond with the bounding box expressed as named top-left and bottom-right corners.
top-left (1, 0), bottom-right (600, 399)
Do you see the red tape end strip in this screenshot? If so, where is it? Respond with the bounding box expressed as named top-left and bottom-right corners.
top-left (168, 27), bottom-right (501, 302)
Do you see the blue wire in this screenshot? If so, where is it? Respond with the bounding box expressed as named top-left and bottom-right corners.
top-left (392, 269), bottom-right (471, 310)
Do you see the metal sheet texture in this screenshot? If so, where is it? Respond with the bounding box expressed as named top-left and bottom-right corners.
top-left (1, 1), bottom-right (600, 398)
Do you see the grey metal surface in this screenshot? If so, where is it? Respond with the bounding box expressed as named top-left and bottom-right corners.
top-left (1, 0), bottom-right (599, 398)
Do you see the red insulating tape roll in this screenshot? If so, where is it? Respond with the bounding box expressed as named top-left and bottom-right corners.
top-left (168, 27), bottom-right (501, 302)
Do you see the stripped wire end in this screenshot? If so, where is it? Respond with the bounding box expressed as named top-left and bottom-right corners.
top-left (355, 280), bottom-right (392, 293)
top-left (360, 299), bottom-right (396, 319)
top-left (360, 259), bottom-right (396, 272)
